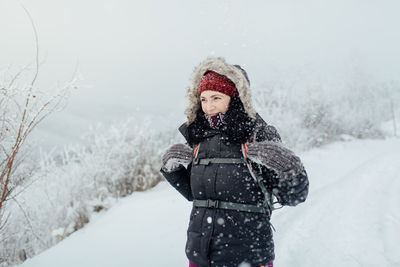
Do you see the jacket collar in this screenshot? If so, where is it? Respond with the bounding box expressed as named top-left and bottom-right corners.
top-left (179, 122), bottom-right (220, 146)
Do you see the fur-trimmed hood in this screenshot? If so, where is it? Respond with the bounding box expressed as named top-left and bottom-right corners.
top-left (184, 57), bottom-right (257, 125)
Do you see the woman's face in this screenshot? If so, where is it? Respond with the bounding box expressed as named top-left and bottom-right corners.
top-left (200, 90), bottom-right (231, 116)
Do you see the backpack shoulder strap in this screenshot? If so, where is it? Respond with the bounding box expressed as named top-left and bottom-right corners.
top-left (241, 139), bottom-right (273, 215)
top-left (192, 143), bottom-right (200, 165)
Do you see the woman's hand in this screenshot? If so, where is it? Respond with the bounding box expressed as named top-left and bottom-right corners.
top-left (161, 143), bottom-right (193, 173)
top-left (247, 141), bottom-right (304, 180)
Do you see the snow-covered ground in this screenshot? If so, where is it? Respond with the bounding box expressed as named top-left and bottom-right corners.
top-left (20, 138), bottom-right (400, 267)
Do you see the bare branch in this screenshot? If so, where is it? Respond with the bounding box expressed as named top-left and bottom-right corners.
top-left (20, 4), bottom-right (40, 88)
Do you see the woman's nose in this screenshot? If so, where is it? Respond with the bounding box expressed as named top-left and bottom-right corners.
top-left (206, 102), bottom-right (214, 112)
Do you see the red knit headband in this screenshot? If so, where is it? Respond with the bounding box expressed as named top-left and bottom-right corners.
top-left (198, 71), bottom-right (239, 98)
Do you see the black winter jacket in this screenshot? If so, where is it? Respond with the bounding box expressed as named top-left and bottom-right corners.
top-left (160, 114), bottom-right (309, 267)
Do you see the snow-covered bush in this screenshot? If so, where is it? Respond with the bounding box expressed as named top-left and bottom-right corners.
top-left (0, 60), bottom-right (76, 265)
top-left (253, 71), bottom-right (400, 151)
top-left (0, 64), bottom-right (76, 232)
top-left (0, 118), bottom-right (181, 266)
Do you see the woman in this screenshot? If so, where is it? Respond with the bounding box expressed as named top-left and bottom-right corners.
top-left (160, 57), bottom-right (309, 267)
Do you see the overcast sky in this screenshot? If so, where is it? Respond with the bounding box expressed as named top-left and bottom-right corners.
top-left (1, 0), bottom-right (399, 149)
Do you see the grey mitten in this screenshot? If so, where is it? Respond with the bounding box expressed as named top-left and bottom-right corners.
top-left (247, 141), bottom-right (304, 180)
top-left (161, 143), bottom-right (193, 173)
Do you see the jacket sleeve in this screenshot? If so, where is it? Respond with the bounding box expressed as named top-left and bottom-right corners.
top-left (160, 164), bottom-right (193, 201)
top-left (272, 168), bottom-right (309, 206)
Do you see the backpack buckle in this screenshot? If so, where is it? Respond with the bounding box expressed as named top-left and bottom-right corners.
top-left (206, 199), bottom-right (219, 208)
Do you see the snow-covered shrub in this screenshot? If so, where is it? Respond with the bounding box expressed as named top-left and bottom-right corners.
top-left (253, 71), bottom-right (400, 151)
top-left (0, 117), bottom-right (180, 266)
top-left (0, 64), bottom-right (76, 249)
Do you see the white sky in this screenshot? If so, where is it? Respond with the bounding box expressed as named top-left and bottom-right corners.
top-left (1, 0), bottom-right (399, 149)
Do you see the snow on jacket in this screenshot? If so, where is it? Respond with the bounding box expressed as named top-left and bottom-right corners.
top-left (160, 57), bottom-right (309, 267)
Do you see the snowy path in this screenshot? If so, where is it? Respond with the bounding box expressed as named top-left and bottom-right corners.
top-left (20, 138), bottom-right (400, 267)
top-left (273, 139), bottom-right (400, 266)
